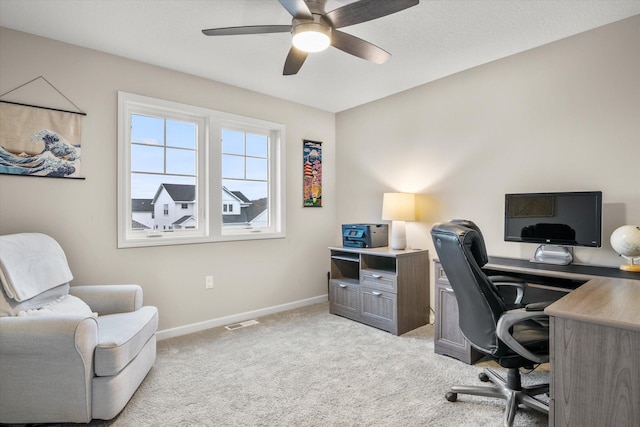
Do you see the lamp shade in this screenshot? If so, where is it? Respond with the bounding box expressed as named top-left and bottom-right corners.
top-left (382, 193), bottom-right (416, 221)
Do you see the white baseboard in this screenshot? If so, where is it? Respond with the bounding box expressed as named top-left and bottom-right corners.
top-left (156, 294), bottom-right (328, 341)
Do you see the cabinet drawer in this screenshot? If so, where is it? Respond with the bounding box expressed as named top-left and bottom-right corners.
top-left (360, 287), bottom-right (397, 333)
top-left (329, 279), bottom-right (359, 318)
top-left (360, 269), bottom-right (396, 292)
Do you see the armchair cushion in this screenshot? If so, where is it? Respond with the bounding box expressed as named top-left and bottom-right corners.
top-left (0, 233), bottom-right (73, 301)
top-left (94, 306), bottom-right (158, 376)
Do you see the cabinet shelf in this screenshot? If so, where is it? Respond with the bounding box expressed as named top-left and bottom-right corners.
top-left (330, 254), bottom-right (359, 263)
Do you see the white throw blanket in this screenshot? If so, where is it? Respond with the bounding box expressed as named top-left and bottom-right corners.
top-left (0, 233), bottom-right (73, 302)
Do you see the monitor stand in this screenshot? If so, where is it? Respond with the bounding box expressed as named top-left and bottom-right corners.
top-left (530, 245), bottom-right (573, 265)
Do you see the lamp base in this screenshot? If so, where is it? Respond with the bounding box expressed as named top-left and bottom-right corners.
top-left (620, 264), bottom-right (640, 272)
top-left (390, 220), bottom-right (407, 250)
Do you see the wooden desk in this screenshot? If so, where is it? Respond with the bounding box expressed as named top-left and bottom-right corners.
top-left (480, 257), bottom-right (640, 426)
top-left (434, 257), bottom-right (638, 365)
top-left (545, 278), bottom-right (640, 427)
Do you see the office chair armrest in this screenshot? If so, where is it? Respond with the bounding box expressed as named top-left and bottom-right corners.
top-left (490, 276), bottom-right (525, 305)
top-left (496, 309), bottom-right (549, 364)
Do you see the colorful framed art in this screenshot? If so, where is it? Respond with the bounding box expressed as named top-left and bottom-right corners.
top-left (303, 139), bottom-right (322, 207)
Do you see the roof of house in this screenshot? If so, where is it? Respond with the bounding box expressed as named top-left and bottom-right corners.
top-left (173, 215), bottom-right (195, 226)
top-left (153, 183), bottom-right (195, 204)
top-left (132, 199), bottom-right (153, 212)
top-left (131, 219), bottom-right (149, 229)
top-left (230, 190), bottom-right (250, 203)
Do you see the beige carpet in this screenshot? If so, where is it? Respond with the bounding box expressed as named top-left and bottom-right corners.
top-left (68, 302), bottom-right (548, 426)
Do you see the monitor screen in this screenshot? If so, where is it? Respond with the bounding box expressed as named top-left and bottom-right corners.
top-left (504, 191), bottom-right (602, 247)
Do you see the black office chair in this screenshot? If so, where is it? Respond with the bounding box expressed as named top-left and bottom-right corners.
top-left (431, 221), bottom-right (550, 427)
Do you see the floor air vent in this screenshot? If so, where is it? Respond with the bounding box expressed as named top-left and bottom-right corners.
top-left (225, 320), bottom-right (260, 331)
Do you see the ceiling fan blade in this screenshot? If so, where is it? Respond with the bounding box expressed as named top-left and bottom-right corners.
top-left (331, 30), bottom-right (390, 64)
top-left (283, 46), bottom-right (309, 75)
top-left (202, 25), bottom-right (291, 36)
top-left (278, 0), bottom-right (312, 18)
top-left (325, 0), bottom-right (419, 29)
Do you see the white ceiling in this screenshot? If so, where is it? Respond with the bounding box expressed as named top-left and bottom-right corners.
top-left (1, 0), bottom-right (639, 113)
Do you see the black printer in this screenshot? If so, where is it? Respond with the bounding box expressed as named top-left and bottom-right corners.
top-left (342, 224), bottom-right (388, 248)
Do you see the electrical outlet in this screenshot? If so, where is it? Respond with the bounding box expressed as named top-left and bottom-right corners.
top-left (205, 275), bottom-right (214, 289)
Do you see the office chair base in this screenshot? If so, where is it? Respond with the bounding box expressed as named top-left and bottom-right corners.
top-left (445, 368), bottom-right (549, 427)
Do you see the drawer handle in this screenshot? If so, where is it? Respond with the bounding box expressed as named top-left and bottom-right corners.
top-left (371, 274), bottom-right (383, 279)
top-left (338, 283), bottom-right (348, 288)
top-left (372, 291), bottom-right (382, 296)
top-left (442, 287), bottom-right (454, 294)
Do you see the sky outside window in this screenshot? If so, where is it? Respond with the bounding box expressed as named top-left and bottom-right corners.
top-left (131, 114), bottom-right (197, 199)
top-left (130, 117), bottom-right (269, 201)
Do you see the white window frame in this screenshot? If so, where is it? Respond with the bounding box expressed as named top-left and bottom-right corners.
top-left (118, 92), bottom-right (285, 248)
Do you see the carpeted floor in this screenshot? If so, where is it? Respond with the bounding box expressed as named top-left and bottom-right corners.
top-left (54, 302), bottom-right (549, 426)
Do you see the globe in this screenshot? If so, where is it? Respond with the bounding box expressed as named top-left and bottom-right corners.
top-left (610, 225), bottom-right (640, 272)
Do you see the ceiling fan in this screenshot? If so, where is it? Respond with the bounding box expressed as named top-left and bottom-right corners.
top-left (202, 0), bottom-right (420, 75)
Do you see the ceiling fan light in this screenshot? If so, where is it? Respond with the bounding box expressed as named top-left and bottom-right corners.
top-left (292, 22), bottom-right (331, 53)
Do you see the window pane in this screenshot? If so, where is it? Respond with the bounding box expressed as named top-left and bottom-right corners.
top-left (132, 114), bottom-right (164, 145)
top-left (131, 174), bottom-right (196, 198)
top-left (246, 134), bottom-right (268, 157)
top-left (131, 144), bottom-right (164, 173)
top-left (222, 129), bottom-right (244, 155)
top-left (223, 180), bottom-right (268, 227)
top-left (167, 120), bottom-right (196, 149)
top-left (223, 179), bottom-right (268, 201)
top-left (166, 148), bottom-right (196, 175)
top-left (222, 154), bottom-right (245, 179)
top-left (130, 173), bottom-right (197, 231)
top-left (246, 157), bottom-right (268, 180)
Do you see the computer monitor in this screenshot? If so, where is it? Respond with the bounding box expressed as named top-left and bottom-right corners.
top-left (504, 191), bottom-right (602, 264)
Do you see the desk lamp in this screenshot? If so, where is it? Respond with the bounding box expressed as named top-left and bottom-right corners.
top-left (610, 225), bottom-right (640, 272)
top-left (382, 192), bottom-right (415, 250)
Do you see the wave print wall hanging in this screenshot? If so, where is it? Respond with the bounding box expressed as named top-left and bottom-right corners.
top-left (0, 77), bottom-right (86, 179)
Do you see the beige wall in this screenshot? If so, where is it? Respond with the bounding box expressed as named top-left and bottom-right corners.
top-left (336, 15), bottom-right (640, 308)
top-left (2, 15), bottom-right (639, 331)
top-left (0, 28), bottom-right (336, 332)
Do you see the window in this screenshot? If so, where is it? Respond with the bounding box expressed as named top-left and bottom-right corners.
top-left (118, 92), bottom-right (285, 247)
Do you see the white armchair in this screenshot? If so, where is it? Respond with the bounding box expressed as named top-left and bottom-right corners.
top-left (0, 233), bottom-right (158, 424)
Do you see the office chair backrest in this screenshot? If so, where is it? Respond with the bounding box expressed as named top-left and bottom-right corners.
top-left (449, 219), bottom-right (489, 266)
top-left (431, 222), bottom-right (508, 356)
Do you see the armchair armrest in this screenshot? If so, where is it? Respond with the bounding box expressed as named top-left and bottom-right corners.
top-left (496, 308), bottom-right (549, 365)
top-left (70, 284), bottom-right (143, 315)
top-left (0, 315), bottom-right (98, 352)
top-left (0, 316), bottom-right (98, 424)
top-left (490, 275), bottom-right (525, 305)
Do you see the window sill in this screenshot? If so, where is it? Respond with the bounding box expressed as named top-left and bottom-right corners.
top-left (118, 231), bottom-right (286, 248)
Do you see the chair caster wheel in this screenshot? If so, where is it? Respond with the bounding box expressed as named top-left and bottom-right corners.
top-left (445, 392), bottom-right (458, 402)
top-left (479, 372), bottom-right (490, 382)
